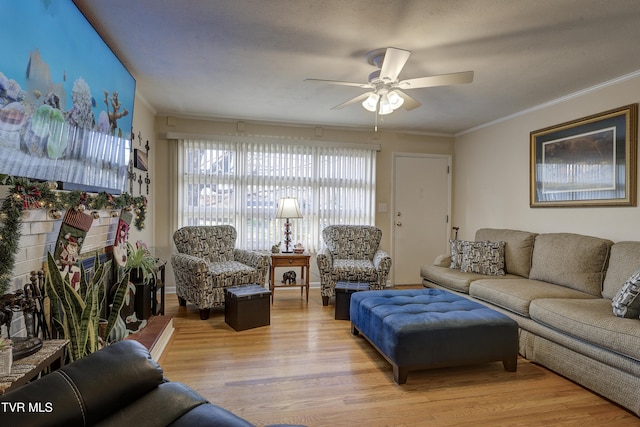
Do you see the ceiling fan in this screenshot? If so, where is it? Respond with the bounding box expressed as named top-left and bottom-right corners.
top-left (305, 47), bottom-right (474, 125)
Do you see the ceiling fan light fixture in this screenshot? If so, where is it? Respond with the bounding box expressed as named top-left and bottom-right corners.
top-left (387, 90), bottom-right (404, 110)
top-left (378, 93), bottom-right (393, 115)
top-left (362, 93), bottom-right (379, 112)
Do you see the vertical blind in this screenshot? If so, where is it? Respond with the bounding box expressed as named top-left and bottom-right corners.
top-left (176, 137), bottom-right (376, 252)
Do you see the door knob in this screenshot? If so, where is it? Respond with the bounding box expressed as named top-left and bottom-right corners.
top-left (396, 221), bottom-right (402, 226)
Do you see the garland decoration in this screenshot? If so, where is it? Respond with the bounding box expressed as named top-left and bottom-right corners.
top-left (0, 176), bottom-right (147, 295)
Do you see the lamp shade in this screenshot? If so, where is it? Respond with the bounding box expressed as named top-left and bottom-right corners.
top-left (275, 197), bottom-right (302, 219)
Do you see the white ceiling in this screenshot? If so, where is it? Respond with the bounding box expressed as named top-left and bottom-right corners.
top-left (74, 0), bottom-right (640, 135)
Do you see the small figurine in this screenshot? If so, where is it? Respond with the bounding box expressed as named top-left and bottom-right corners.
top-left (282, 270), bottom-right (296, 284)
top-left (271, 241), bottom-right (282, 254)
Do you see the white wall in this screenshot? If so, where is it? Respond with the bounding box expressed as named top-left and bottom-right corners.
top-left (453, 74), bottom-right (640, 242)
top-left (127, 96), bottom-right (156, 247)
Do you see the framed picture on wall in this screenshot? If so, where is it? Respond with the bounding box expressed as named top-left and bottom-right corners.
top-left (134, 149), bottom-right (148, 171)
top-left (530, 104), bottom-right (638, 207)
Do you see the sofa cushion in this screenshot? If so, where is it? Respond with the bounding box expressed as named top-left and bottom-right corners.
top-left (420, 265), bottom-right (500, 294)
top-left (459, 240), bottom-right (505, 276)
top-left (470, 278), bottom-right (597, 317)
top-left (168, 401), bottom-right (257, 427)
top-left (611, 270), bottom-right (640, 318)
top-left (528, 233), bottom-right (613, 296)
top-left (602, 241), bottom-right (640, 299)
top-left (475, 229), bottom-right (537, 278)
top-left (96, 382), bottom-right (212, 427)
top-left (0, 340), bottom-right (164, 426)
top-left (530, 298), bottom-right (640, 362)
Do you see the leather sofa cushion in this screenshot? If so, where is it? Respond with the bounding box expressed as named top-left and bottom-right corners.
top-left (602, 241), bottom-right (640, 300)
top-left (475, 228), bottom-right (537, 278)
top-left (470, 278), bottom-right (597, 317)
top-left (530, 298), bottom-right (640, 361)
top-left (168, 400), bottom-right (255, 427)
top-left (0, 340), bottom-right (164, 426)
top-left (96, 382), bottom-right (217, 427)
top-left (529, 233), bottom-right (612, 296)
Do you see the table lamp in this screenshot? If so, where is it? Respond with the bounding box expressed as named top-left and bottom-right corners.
top-left (275, 197), bottom-right (302, 253)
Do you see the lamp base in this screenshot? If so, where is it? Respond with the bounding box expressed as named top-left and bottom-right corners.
top-left (281, 250), bottom-right (293, 254)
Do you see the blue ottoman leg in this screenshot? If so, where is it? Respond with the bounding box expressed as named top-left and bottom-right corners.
top-left (394, 366), bottom-right (409, 385)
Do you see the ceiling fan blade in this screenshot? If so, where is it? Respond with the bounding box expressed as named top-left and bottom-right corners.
top-left (396, 90), bottom-right (422, 111)
top-left (398, 70), bottom-right (474, 89)
top-left (379, 47), bottom-right (411, 83)
top-left (331, 92), bottom-right (373, 110)
top-left (304, 78), bottom-right (372, 89)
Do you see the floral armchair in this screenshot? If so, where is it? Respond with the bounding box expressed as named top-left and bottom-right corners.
top-left (171, 225), bottom-right (270, 320)
top-left (316, 225), bottom-right (392, 306)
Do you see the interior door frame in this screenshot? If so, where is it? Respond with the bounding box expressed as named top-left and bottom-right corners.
top-left (390, 152), bottom-right (452, 286)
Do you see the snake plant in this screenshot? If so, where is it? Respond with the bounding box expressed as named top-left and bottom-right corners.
top-left (45, 252), bottom-right (128, 362)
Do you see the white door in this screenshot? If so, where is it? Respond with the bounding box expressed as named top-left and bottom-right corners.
top-left (392, 154), bottom-right (451, 285)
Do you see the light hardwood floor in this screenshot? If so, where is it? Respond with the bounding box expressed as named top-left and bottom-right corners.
top-left (159, 286), bottom-right (639, 427)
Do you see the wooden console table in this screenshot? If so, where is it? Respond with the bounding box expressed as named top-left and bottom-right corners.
top-left (0, 339), bottom-right (69, 395)
top-left (270, 253), bottom-right (310, 304)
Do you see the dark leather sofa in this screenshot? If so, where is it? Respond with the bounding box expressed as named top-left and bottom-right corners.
top-left (0, 340), bottom-right (303, 427)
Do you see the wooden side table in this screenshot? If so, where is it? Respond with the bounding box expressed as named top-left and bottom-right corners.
top-left (0, 339), bottom-right (69, 395)
top-left (270, 253), bottom-right (310, 304)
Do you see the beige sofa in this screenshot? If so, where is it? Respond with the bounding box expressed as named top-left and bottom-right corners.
top-left (420, 228), bottom-right (640, 416)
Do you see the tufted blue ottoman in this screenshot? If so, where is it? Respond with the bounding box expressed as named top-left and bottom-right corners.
top-left (350, 288), bottom-right (518, 384)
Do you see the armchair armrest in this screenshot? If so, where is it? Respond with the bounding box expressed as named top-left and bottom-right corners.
top-left (170, 253), bottom-right (210, 290)
top-left (316, 247), bottom-right (334, 273)
top-left (373, 249), bottom-right (392, 288)
top-left (434, 254), bottom-right (452, 267)
top-left (233, 249), bottom-right (270, 270)
top-left (171, 253), bottom-right (208, 271)
top-left (372, 249), bottom-right (391, 270)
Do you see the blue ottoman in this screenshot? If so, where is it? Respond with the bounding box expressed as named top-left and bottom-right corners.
top-left (350, 288), bottom-right (518, 384)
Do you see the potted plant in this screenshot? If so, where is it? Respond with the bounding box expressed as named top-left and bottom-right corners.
top-left (126, 241), bottom-right (157, 285)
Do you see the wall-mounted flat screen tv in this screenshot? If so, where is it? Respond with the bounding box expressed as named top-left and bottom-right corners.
top-left (0, 0), bottom-right (135, 193)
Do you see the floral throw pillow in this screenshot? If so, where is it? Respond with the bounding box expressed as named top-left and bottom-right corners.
top-left (449, 239), bottom-right (465, 269)
top-left (460, 240), bottom-right (506, 276)
top-left (612, 270), bottom-right (640, 318)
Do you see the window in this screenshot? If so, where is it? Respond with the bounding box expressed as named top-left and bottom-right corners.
top-left (177, 137), bottom-right (376, 252)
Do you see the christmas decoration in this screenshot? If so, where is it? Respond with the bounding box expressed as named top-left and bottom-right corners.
top-left (0, 176), bottom-right (147, 295)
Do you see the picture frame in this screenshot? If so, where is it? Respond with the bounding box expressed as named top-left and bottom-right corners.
top-left (530, 104), bottom-right (637, 207)
top-left (134, 149), bottom-right (148, 171)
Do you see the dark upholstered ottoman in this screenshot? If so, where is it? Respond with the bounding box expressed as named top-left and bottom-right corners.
top-left (350, 288), bottom-right (518, 384)
top-left (224, 284), bottom-right (271, 331)
top-left (335, 282), bottom-right (370, 320)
